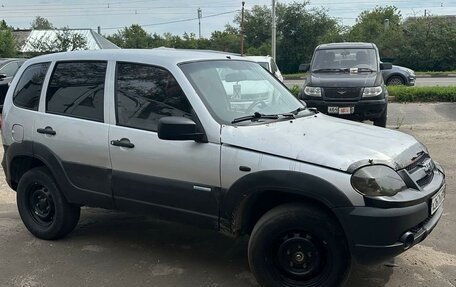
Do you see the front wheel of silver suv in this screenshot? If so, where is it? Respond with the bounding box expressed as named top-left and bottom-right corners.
top-left (248, 203), bottom-right (351, 287)
top-left (17, 167), bottom-right (80, 240)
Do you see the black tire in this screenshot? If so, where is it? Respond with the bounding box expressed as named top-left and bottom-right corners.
top-left (17, 167), bottom-right (80, 240)
top-left (248, 203), bottom-right (350, 287)
top-left (373, 106), bottom-right (387, 127)
top-left (386, 76), bottom-right (405, 86)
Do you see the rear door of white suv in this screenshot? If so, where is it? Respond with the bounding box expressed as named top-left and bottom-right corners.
top-left (33, 60), bottom-right (112, 206)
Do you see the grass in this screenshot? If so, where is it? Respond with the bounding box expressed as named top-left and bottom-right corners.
top-left (387, 86), bottom-right (456, 102)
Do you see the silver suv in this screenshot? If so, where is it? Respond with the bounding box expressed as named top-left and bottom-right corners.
top-left (1, 50), bottom-right (446, 287)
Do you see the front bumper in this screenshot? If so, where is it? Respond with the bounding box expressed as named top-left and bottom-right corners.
top-left (304, 98), bottom-right (387, 121)
top-left (407, 75), bottom-right (416, 86)
top-left (333, 183), bottom-right (445, 264)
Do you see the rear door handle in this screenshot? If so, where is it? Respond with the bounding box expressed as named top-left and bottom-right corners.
top-left (37, 126), bottom-right (56, 136)
top-left (111, 138), bottom-right (135, 148)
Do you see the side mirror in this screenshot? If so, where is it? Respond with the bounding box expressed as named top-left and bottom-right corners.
top-left (299, 64), bottom-right (310, 72)
top-left (158, 116), bottom-right (205, 142)
top-left (0, 74), bottom-right (7, 80)
top-left (380, 62), bottom-right (392, 70)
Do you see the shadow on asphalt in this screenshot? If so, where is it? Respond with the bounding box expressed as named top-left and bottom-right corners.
top-left (68, 208), bottom-right (394, 287)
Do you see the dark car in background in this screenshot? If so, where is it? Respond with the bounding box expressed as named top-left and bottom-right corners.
top-left (0, 58), bottom-right (26, 110)
top-left (383, 64), bottom-right (416, 86)
top-left (299, 42), bottom-right (392, 127)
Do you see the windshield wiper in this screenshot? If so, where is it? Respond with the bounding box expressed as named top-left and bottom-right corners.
top-left (231, 112), bottom-right (279, 124)
top-left (280, 107), bottom-right (307, 118)
top-left (312, 68), bottom-right (349, 73)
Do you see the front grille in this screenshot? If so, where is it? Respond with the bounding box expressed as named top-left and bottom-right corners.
top-left (405, 153), bottom-right (430, 173)
top-left (417, 172), bottom-right (434, 187)
top-left (323, 87), bottom-right (361, 100)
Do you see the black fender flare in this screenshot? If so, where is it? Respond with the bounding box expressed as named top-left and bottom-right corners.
top-left (220, 170), bottom-right (353, 234)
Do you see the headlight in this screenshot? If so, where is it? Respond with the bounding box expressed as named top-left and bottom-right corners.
top-left (351, 165), bottom-right (407, 197)
top-left (362, 86), bottom-right (383, 97)
top-left (303, 86), bottom-right (322, 97)
top-left (406, 68), bottom-right (415, 76)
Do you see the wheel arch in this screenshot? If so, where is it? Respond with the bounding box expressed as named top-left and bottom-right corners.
top-left (220, 170), bottom-right (353, 237)
top-left (386, 73), bottom-right (406, 85)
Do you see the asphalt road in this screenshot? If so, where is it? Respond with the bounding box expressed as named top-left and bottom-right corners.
top-left (1, 103), bottom-right (455, 287)
top-left (284, 77), bottom-right (456, 88)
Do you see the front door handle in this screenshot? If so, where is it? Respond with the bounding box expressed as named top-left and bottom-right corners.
top-left (111, 138), bottom-right (135, 148)
top-left (37, 126), bottom-right (56, 136)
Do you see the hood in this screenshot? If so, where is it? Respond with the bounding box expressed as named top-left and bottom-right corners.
top-left (309, 72), bottom-right (382, 87)
top-left (221, 114), bottom-right (425, 172)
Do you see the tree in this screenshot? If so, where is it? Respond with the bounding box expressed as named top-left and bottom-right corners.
top-left (209, 30), bottom-right (240, 53)
top-left (27, 28), bottom-right (87, 54)
top-left (106, 24), bottom-right (153, 48)
top-left (31, 16), bottom-right (54, 30)
top-left (397, 15), bottom-right (456, 71)
top-left (276, 3), bottom-right (341, 72)
top-left (348, 6), bottom-right (404, 60)
top-left (235, 5), bottom-right (272, 49)
top-left (0, 19), bottom-right (16, 57)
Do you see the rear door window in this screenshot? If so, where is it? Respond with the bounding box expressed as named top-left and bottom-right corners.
top-left (13, 62), bottom-right (50, 111)
top-left (46, 61), bottom-right (107, 122)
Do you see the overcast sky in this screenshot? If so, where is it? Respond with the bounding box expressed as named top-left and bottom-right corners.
top-left (1, 0), bottom-right (455, 36)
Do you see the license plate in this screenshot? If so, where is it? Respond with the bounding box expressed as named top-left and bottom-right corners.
top-left (328, 106), bottom-right (353, 115)
top-left (430, 187), bottom-right (445, 215)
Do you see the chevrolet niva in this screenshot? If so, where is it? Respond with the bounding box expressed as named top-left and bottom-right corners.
top-left (1, 49), bottom-right (445, 287)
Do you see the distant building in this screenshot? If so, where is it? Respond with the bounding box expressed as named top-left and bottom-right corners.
top-left (13, 29), bottom-right (119, 54)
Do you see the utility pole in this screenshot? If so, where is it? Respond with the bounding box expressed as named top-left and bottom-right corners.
top-left (271, 0), bottom-right (276, 60)
top-left (383, 19), bottom-right (389, 32)
top-left (198, 8), bottom-right (202, 39)
top-left (240, 1), bottom-right (245, 56)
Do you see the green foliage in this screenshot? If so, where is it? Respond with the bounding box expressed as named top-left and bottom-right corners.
top-left (105, 4), bottom-right (455, 73)
top-left (388, 86), bottom-right (456, 102)
top-left (397, 17), bottom-right (456, 71)
top-left (277, 3), bottom-right (340, 73)
top-left (27, 27), bottom-right (88, 54)
top-left (0, 20), bottom-right (16, 57)
top-left (288, 85), bottom-right (301, 98)
top-left (107, 24), bottom-right (152, 48)
top-left (209, 30), bottom-right (239, 53)
top-left (235, 5), bottom-right (271, 48)
top-left (31, 16), bottom-right (54, 30)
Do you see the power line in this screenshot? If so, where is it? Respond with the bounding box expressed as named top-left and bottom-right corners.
top-left (101, 9), bottom-right (239, 31)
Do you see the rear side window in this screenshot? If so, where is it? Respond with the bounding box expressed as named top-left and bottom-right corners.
top-left (46, 61), bottom-right (106, 122)
top-left (13, 62), bottom-right (50, 111)
top-left (115, 62), bottom-right (192, 132)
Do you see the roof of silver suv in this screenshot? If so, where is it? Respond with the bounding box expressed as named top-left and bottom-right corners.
top-left (25, 49), bottom-right (244, 66)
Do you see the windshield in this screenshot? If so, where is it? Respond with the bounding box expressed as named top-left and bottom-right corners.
top-left (312, 48), bottom-right (378, 72)
top-left (180, 60), bottom-right (304, 125)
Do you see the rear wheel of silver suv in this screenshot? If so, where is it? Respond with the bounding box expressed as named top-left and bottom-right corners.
top-left (248, 203), bottom-right (351, 287)
top-left (17, 167), bottom-right (80, 240)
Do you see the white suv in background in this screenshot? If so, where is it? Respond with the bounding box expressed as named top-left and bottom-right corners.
top-left (244, 55), bottom-right (284, 82)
